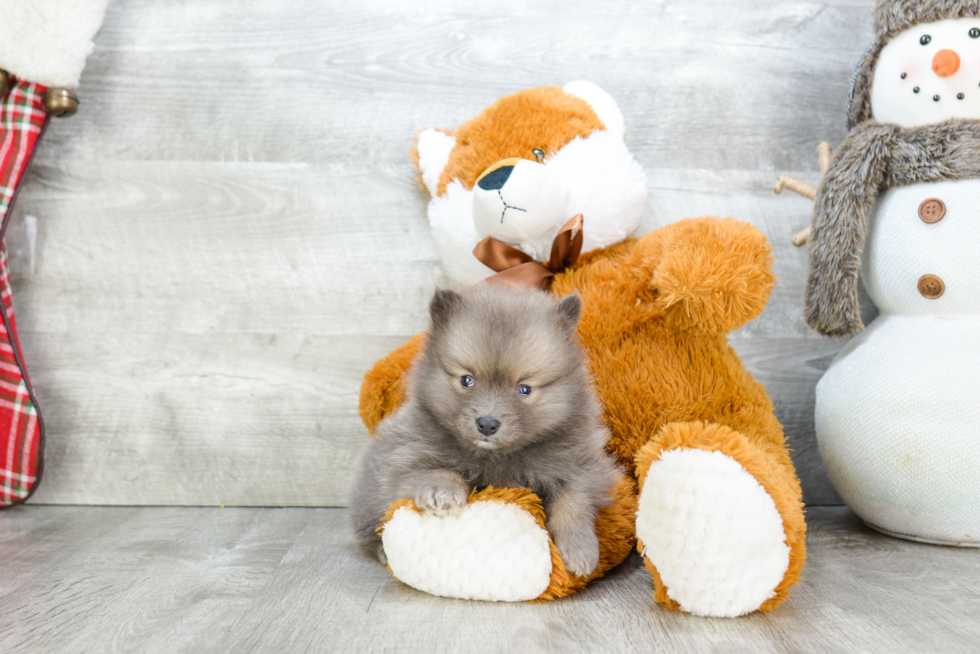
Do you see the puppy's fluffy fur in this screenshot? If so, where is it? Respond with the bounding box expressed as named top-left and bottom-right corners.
top-left (350, 285), bottom-right (620, 576)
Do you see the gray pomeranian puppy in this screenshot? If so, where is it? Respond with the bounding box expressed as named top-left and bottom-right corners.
top-left (350, 284), bottom-right (620, 577)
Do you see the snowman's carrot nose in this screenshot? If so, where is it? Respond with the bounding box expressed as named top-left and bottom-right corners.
top-left (932, 49), bottom-right (960, 77)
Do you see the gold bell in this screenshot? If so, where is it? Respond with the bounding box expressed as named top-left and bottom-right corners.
top-left (42, 88), bottom-right (79, 118)
top-left (0, 69), bottom-right (9, 97)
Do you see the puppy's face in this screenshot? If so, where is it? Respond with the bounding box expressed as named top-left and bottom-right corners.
top-left (417, 286), bottom-right (585, 453)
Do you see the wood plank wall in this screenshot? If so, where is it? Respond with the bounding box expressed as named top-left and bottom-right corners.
top-left (11, 0), bottom-right (880, 506)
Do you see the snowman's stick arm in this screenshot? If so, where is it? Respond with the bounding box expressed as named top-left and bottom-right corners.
top-left (790, 226), bottom-right (813, 247)
top-left (773, 142), bottom-right (833, 246)
top-left (773, 174), bottom-right (816, 200)
top-left (818, 142), bottom-right (833, 175)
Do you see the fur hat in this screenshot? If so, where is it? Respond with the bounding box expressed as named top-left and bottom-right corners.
top-left (847, 0), bottom-right (980, 128)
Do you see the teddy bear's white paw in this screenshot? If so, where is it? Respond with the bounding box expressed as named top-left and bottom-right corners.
top-left (382, 500), bottom-right (553, 602)
top-left (636, 448), bottom-right (790, 618)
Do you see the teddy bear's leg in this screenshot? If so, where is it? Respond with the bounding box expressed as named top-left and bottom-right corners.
top-left (633, 421), bottom-right (806, 618)
top-left (378, 477), bottom-right (637, 602)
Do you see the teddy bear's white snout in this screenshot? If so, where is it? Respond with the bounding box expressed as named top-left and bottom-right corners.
top-left (472, 158), bottom-right (576, 245)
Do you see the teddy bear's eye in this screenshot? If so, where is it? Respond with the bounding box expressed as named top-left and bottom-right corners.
top-left (461, 375), bottom-right (475, 388)
top-left (920, 34), bottom-right (932, 45)
top-left (532, 148), bottom-right (546, 163)
top-left (517, 384), bottom-right (531, 396)
top-left (970, 28), bottom-right (980, 39)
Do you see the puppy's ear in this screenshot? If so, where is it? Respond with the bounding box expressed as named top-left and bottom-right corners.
top-left (430, 288), bottom-right (463, 327)
top-left (555, 292), bottom-right (582, 332)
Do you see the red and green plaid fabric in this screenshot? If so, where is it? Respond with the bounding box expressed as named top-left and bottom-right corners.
top-left (0, 80), bottom-right (47, 507)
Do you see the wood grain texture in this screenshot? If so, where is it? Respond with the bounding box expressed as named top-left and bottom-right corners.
top-left (1, 506), bottom-right (978, 653)
top-left (5, 0), bottom-right (888, 505)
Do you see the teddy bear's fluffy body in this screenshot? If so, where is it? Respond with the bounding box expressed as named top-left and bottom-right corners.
top-left (361, 217), bottom-right (807, 613)
top-left (360, 83), bottom-right (806, 614)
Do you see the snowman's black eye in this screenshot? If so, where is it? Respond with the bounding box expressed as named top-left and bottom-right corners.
top-left (970, 28), bottom-right (980, 38)
top-left (901, 72), bottom-right (907, 79)
top-left (958, 93), bottom-right (966, 100)
top-left (920, 34), bottom-right (932, 45)
top-left (913, 86), bottom-right (921, 93)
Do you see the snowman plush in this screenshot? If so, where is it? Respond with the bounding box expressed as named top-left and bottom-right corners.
top-left (806, 0), bottom-right (980, 545)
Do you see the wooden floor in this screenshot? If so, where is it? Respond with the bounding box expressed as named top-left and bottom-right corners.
top-left (1, 506), bottom-right (977, 653)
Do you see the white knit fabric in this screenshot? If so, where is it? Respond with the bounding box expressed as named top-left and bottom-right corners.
top-left (817, 315), bottom-right (980, 545)
top-left (636, 448), bottom-right (790, 618)
top-left (816, 179), bottom-right (980, 545)
top-left (382, 501), bottom-right (553, 602)
top-left (862, 180), bottom-right (980, 315)
top-left (0, 0), bottom-right (109, 87)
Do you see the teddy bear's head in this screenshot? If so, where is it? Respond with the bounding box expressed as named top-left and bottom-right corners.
top-left (413, 82), bottom-right (647, 286)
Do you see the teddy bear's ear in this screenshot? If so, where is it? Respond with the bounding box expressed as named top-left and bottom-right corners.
top-left (414, 128), bottom-right (457, 197)
top-left (562, 81), bottom-right (625, 140)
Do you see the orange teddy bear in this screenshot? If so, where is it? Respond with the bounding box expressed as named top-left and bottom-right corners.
top-left (360, 84), bottom-right (806, 617)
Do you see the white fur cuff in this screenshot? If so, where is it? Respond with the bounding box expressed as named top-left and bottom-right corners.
top-left (0, 0), bottom-right (110, 88)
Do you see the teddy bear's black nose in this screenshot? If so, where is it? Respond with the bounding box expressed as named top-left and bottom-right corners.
top-left (476, 417), bottom-right (501, 436)
top-left (477, 165), bottom-right (514, 191)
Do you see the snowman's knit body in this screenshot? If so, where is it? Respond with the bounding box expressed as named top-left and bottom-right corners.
top-left (817, 179), bottom-right (980, 545)
top-left (809, 7), bottom-right (980, 545)
top-left (862, 180), bottom-right (980, 316)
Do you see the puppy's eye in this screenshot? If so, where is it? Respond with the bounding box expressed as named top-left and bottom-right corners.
top-left (531, 148), bottom-right (546, 163)
top-left (971, 28), bottom-right (980, 39)
top-left (920, 34), bottom-right (932, 45)
top-left (517, 384), bottom-right (531, 396)
top-left (461, 375), bottom-right (475, 388)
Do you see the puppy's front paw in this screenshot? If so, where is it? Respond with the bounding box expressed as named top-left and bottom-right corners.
top-left (414, 480), bottom-right (470, 517)
top-left (555, 528), bottom-right (600, 577)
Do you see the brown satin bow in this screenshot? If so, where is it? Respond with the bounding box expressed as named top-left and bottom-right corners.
top-left (473, 215), bottom-right (584, 290)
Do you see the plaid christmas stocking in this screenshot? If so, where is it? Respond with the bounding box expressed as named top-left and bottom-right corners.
top-left (0, 0), bottom-right (107, 507)
top-left (0, 80), bottom-right (47, 506)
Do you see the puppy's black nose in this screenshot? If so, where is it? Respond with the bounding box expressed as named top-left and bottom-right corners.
top-left (476, 417), bottom-right (501, 436)
top-left (477, 165), bottom-right (514, 191)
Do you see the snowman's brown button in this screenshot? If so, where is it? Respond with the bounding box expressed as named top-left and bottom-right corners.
top-left (917, 274), bottom-right (945, 299)
top-left (918, 198), bottom-right (945, 223)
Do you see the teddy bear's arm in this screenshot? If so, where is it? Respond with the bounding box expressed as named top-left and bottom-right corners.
top-left (358, 333), bottom-right (426, 435)
top-left (647, 217), bottom-right (776, 335)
